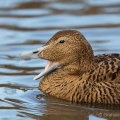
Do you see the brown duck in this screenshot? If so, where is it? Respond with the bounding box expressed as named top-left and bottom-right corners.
top-left (21, 30), bottom-right (120, 104)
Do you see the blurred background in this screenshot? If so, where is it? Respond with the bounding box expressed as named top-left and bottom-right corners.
top-left (0, 0), bottom-right (120, 120)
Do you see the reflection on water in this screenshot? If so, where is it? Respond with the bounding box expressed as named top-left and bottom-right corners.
top-left (0, 0), bottom-right (120, 120)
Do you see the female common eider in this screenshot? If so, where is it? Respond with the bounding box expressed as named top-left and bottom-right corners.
top-left (21, 30), bottom-right (120, 104)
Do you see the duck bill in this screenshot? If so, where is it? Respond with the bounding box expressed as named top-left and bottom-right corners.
top-left (34, 61), bottom-right (57, 80)
top-left (20, 46), bottom-right (58, 80)
top-left (20, 46), bottom-right (48, 60)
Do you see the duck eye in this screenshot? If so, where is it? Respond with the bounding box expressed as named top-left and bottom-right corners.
top-left (59, 40), bottom-right (65, 43)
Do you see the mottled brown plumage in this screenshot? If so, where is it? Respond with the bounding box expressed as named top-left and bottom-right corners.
top-left (23, 30), bottom-right (120, 104)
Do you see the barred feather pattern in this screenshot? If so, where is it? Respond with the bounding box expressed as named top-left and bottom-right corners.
top-left (39, 54), bottom-right (120, 104)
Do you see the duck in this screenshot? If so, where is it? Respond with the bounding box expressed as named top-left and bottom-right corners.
top-left (21, 30), bottom-right (120, 104)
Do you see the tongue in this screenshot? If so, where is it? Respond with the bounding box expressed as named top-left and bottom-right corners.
top-left (33, 61), bottom-right (57, 80)
top-left (45, 61), bottom-right (53, 71)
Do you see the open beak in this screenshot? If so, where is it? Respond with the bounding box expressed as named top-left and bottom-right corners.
top-left (20, 46), bottom-right (58, 80)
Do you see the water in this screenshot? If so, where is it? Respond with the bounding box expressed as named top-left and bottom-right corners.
top-left (0, 0), bottom-right (120, 120)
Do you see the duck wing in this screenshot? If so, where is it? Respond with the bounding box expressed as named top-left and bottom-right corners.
top-left (95, 54), bottom-right (120, 62)
top-left (80, 54), bottom-right (120, 104)
top-left (92, 54), bottom-right (120, 82)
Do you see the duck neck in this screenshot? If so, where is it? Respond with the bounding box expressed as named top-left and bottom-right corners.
top-left (62, 58), bottom-right (95, 76)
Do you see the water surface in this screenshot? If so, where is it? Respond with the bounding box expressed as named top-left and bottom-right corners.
top-left (0, 0), bottom-right (120, 120)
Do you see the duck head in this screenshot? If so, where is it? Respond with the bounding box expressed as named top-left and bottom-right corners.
top-left (21, 30), bottom-right (94, 80)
